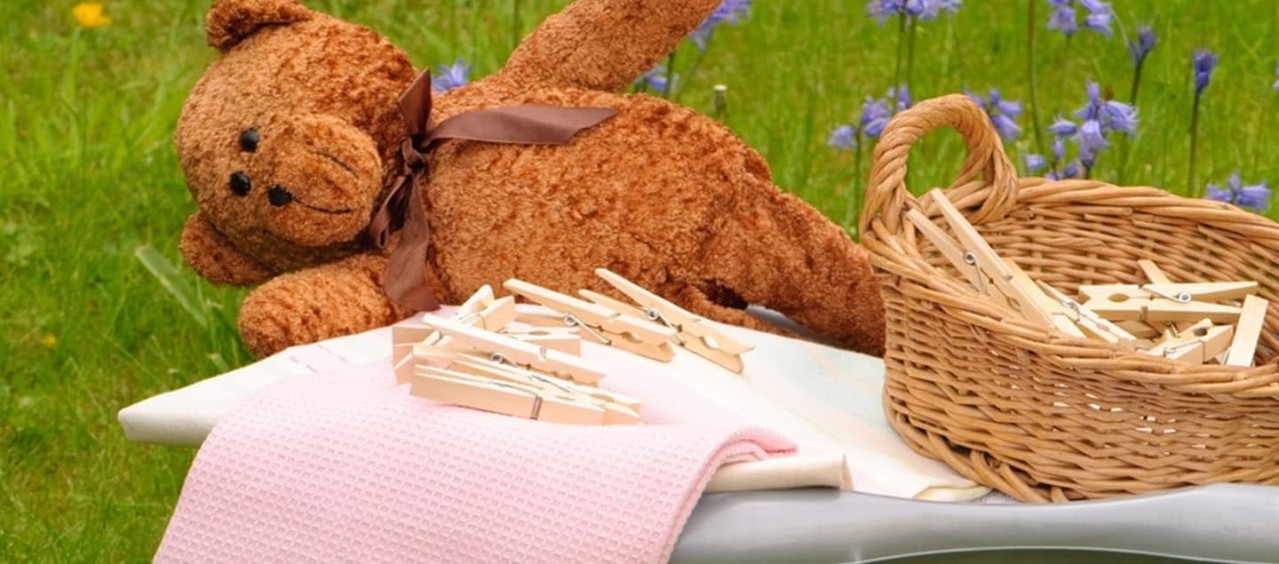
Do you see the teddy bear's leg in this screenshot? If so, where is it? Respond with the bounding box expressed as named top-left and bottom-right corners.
top-left (237, 253), bottom-right (410, 357)
top-left (697, 189), bottom-right (886, 356)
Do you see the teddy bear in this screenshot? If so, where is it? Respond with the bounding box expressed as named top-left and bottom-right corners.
top-left (176, 0), bottom-right (886, 358)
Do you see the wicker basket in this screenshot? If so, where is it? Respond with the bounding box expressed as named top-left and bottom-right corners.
top-left (859, 95), bottom-right (1279, 503)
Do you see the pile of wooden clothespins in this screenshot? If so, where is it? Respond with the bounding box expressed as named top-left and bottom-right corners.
top-left (390, 269), bottom-right (753, 425)
top-left (911, 189), bottom-right (1271, 367)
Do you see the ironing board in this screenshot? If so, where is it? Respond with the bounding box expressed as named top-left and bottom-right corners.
top-left (120, 308), bottom-right (1279, 563)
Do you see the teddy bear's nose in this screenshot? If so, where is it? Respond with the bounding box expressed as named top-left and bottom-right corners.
top-left (267, 185), bottom-right (294, 207)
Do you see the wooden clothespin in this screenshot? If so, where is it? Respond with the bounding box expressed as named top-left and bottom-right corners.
top-left (1143, 319), bottom-right (1234, 364)
top-left (911, 190), bottom-right (1083, 336)
top-left (590, 268), bottom-right (755, 373)
top-left (453, 285), bottom-right (519, 331)
top-left (421, 314), bottom-right (605, 385)
top-left (445, 353), bottom-right (640, 423)
top-left (503, 278), bottom-right (677, 362)
top-left (1224, 295), bottom-right (1270, 367)
top-left (1078, 284), bottom-right (1242, 324)
top-left (1037, 282), bottom-right (1138, 348)
top-left (412, 365), bottom-right (611, 425)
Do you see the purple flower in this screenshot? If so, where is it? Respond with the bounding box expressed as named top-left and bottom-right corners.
top-left (1024, 153), bottom-right (1048, 173)
top-left (636, 64), bottom-right (676, 93)
top-left (918, 0), bottom-right (962, 19)
top-left (1206, 173), bottom-right (1271, 212)
top-left (1074, 81), bottom-right (1138, 136)
top-left (1048, 116), bottom-right (1078, 137)
top-left (1052, 137), bottom-right (1067, 161)
top-left (969, 88), bottom-right (1022, 140)
top-left (692, 0), bottom-right (751, 49)
top-left (1079, 0), bottom-right (1112, 36)
top-left (1273, 62), bottom-right (1279, 91)
top-left (868, 0), bottom-right (959, 24)
top-left (860, 97), bottom-right (892, 138)
top-left (1193, 49), bottom-right (1218, 96)
top-left (827, 125), bottom-right (858, 151)
top-left (1046, 0), bottom-right (1110, 37)
top-left (1047, 161), bottom-right (1081, 180)
top-left (431, 60), bottom-right (470, 93)
top-left (1128, 25), bottom-right (1156, 66)
top-left (888, 83), bottom-right (912, 112)
top-left (1046, 2), bottom-right (1078, 36)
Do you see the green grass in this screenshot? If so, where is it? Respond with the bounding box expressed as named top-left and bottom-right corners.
top-left (3, 0), bottom-right (1278, 559)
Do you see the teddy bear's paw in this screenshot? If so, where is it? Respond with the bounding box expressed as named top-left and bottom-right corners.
top-left (237, 254), bottom-right (409, 357)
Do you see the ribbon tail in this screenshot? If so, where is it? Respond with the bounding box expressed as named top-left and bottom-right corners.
top-left (426, 105), bottom-right (618, 146)
top-left (383, 176), bottom-right (440, 312)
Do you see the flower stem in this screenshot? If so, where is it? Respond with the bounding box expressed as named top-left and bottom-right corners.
top-left (904, 16), bottom-right (918, 100)
top-left (673, 42), bottom-right (712, 103)
top-left (843, 132), bottom-right (866, 229)
top-left (1129, 59), bottom-right (1145, 104)
top-left (1026, 0), bottom-right (1046, 158)
top-left (512, 0), bottom-right (522, 50)
top-left (1117, 59), bottom-right (1145, 184)
top-left (891, 15), bottom-right (907, 112)
top-left (663, 52), bottom-right (677, 99)
top-left (1189, 93), bottom-right (1202, 196)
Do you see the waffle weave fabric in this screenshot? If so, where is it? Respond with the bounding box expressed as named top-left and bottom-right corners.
top-left (155, 346), bottom-right (794, 562)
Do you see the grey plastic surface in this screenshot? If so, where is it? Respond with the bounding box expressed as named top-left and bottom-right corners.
top-left (672, 484), bottom-right (1279, 563)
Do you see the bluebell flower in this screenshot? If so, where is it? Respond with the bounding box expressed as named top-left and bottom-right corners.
top-left (1024, 153), bottom-right (1048, 173)
top-left (1047, 161), bottom-right (1081, 180)
top-left (860, 97), bottom-right (892, 138)
top-left (692, 0), bottom-right (751, 49)
top-left (1074, 81), bottom-right (1138, 136)
top-left (1206, 173), bottom-right (1271, 212)
top-left (1052, 137), bottom-right (1067, 161)
top-left (827, 125), bottom-right (858, 151)
top-left (1048, 117), bottom-right (1078, 137)
top-left (1046, 0), bottom-right (1110, 37)
top-left (1046, 0), bottom-right (1078, 36)
top-left (1193, 50), bottom-right (1218, 96)
top-left (867, 0), bottom-right (904, 22)
top-left (868, 0), bottom-right (958, 24)
top-left (1079, 0), bottom-right (1112, 36)
top-left (887, 83), bottom-right (912, 112)
top-left (431, 60), bottom-right (470, 93)
top-left (918, 0), bottom-right (962, 19)
top-left (1128, 25), bottom-right (1156, 66)
top-left (968, 88), bottom-right (1022, 140)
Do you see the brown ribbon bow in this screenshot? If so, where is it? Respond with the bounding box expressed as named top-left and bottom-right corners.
top-left (367, 71), bottom-right (618, 311)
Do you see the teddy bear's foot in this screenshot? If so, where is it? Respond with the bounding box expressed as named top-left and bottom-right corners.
top-left (238, 253), bottom-right (411, 357)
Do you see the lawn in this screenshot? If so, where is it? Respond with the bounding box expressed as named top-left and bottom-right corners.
top-left (3, 0), bottom-right (1278, 559)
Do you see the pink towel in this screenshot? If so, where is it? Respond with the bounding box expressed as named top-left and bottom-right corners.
top-left (156, 329), bottom-right (795, 563)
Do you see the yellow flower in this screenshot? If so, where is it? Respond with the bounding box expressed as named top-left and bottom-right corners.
top-left (73, 2), bottom-right (112, 28)
top-left (41, 333), bottom-right (58, 349)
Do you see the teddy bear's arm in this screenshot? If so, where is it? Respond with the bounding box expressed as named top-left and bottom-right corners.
top-left (237, 253), bottom-right (409, 357)
top-left (499, 0), bottom-right (722, 92)
top-left (179, 212), bottom-right (276, 286)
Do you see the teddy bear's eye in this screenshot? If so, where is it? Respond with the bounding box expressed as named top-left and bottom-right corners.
top-left (229, 171), bottom-right (252, 196)
top-left (239, 128), bottom-right (259, 153)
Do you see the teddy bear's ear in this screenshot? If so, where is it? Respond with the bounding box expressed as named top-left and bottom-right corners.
top-left (206, 0), bottom-right (313, 52)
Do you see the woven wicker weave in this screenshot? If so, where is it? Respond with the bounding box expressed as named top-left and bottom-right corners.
top-left (859, 95), bottom-right (1279, 503)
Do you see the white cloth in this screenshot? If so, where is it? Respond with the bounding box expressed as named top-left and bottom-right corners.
top-left (118, 306), bottom-right (986, 500)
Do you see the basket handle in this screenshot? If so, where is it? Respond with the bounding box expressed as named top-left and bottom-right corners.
top-left (859, 94), bottom-right (1020, 237)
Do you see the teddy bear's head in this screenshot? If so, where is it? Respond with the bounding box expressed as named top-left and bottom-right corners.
top-left (176, 0), bottom-right (416, 272)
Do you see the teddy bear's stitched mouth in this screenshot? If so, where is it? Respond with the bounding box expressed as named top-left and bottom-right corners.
top-left (267, 184), bottom-right (354, 215)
